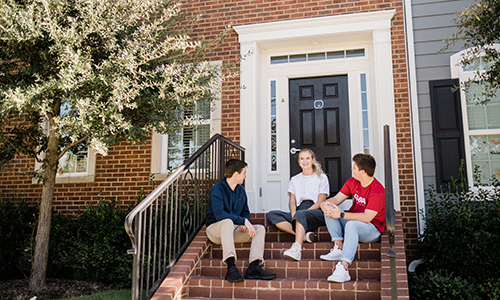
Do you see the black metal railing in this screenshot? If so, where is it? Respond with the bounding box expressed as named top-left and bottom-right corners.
top-left (384, 124), bottom-right (397, 300)
top-left (124, 134), bottom-right (245, 300)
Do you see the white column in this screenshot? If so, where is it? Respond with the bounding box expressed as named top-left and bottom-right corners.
top-left (239, 42), bottom-right (262, 212)
top-left (372, 28), bottom-right (401, 210)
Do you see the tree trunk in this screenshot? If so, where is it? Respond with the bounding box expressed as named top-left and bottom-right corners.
top-left (29, 115), bottom-right (60, 292)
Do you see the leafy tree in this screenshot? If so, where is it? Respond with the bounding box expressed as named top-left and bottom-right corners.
top-left (442, 0), bottom-right (500, 103)
top-left (0, 0), bottom-right (229, 292)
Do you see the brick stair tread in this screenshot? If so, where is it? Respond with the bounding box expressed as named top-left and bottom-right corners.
top-left (205, 241), bottom-right (381, 261)
top-left (199, 258), bottom-right (381, 280)
top-left (186, 276), bottom-right (381, 299)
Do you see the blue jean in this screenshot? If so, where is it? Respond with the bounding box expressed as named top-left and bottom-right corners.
top-left (325, 216), bottom-right (381, 264)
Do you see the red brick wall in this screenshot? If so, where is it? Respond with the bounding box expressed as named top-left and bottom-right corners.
top-left (0, 0), bottom-right (419, 259)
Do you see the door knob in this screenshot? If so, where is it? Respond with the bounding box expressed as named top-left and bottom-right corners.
top-left (290, 147), bottom-right (301, 155)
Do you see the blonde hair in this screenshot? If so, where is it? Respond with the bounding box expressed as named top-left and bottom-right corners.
top-left (298, 148), bottom-right (324, 176)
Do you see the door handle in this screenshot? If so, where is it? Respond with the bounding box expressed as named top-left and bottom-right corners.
top-left (290, 147), bottom-right (301, 155)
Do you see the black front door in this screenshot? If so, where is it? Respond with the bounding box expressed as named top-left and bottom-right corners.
top-left (289, 75), bottom-right (351, 196)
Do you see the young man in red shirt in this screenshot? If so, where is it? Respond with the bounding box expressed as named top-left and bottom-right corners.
top-left (320, 153), bottom-right (386, 282)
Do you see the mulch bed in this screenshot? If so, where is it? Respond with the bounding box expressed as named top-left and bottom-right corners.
top-left (0, 278), bottom-right (115, 300)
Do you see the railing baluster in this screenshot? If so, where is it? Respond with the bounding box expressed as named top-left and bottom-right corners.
top-left (125, 134), bottom-right (245, 300)
top-left (384, 125), bottom-right (397, 300)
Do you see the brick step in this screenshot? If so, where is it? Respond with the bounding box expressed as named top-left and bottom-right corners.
top-left (199, 259), bottom-right (381, 280)
top-left (264, 226), bottom-right (332, 243)
top-left (205, 241), bottom-right (381, 261)
top-left (186, 276), bottom-right (381, 299)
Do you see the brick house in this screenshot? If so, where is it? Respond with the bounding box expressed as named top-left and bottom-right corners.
top-left (3, 0), bottom-right (431, 266)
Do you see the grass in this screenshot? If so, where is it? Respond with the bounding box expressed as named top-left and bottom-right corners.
top-left (59, 290), bottom-right (131, 300)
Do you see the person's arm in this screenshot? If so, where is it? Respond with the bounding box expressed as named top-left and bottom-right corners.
top-left (210, 186), bottom-right (246, 225)
top-left (320, 192), bottom-right (349, 217)
top-left (309, 193), bottom-right (327, 210)
top-left (288, 193), bottom-right (298, 217)
top-left (343, 209), bottom-right (377, 223)
top-left (309, 174), bottom-right (330, 210)
top-left (323, 203), bottom-right (377, 223)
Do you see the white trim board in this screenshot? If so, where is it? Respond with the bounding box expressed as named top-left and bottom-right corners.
top-left (234, 10), bottom-right (401, 212)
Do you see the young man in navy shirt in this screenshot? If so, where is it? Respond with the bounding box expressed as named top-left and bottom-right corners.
top-left (206, 159), bottom-right (276, 283)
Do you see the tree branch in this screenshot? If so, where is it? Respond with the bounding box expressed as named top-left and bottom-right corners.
top-left (58, 134), bottom-right (90, 160)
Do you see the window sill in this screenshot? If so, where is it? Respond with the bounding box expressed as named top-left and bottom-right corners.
top-left (32, 175), bottom-right (96, 184)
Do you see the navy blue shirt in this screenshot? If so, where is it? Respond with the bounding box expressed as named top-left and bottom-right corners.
top-left (206, 178), bottom-right (250, 227)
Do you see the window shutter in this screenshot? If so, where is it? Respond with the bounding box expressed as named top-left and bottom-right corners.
top-left (429, 79), bottom-right (466, 187)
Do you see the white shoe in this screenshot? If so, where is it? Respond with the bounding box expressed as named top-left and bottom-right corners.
top-left (328, 262), bottom-right (351, 282)
top-left (304, 232), bottom-right (318, 243)
top-left (320, 244), bottom-right (342, 261)
top-left (283, 241), bottom-right (302, 261)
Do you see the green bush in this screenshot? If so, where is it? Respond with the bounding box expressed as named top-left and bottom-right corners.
top-left (0, 194), bottom-right (38, 279)
top-left (409, 172), bottom-right (500, 299)
top-left (0, 194), bottom-right (133, 288)
top-left (51, 200), bottom-right (133, 288)
top-left (409, 270), bottom-right (478, 300)
top-left (421, 178), bottom-right (500, 282)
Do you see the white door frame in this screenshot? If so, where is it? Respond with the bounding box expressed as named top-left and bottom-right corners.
top-left (234, 10), bottom-right (400, 212)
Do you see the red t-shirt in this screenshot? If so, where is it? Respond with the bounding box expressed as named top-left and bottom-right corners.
top-left (340, 177), bottom-right (386, 232)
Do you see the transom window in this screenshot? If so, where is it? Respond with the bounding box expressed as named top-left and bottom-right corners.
top-left (271, 48), bottom-right (365, 65)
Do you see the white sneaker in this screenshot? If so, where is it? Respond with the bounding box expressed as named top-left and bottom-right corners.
top-left (304, 232), bottom-right (318, 243)
top-left (283, 241), bottom-right (302, 261)
top-left (328, 262), bottom-right (351, 282)
top-left (320, 244), bottom-right (342, 261)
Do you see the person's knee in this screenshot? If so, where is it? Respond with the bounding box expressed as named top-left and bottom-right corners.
top-left (344, 221), bottom-right (361, 236)
top-left (219, 218), bottom-right (234, 228)
top-left (255, 224), bottom-right (265, 233)
top-left (266, 211), bottom-right (277, 223)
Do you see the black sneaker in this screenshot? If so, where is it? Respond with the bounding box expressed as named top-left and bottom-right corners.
top-left (244, 265), bottom-right (276, 280)
top-left (225, 266), bottom-right (244, 283)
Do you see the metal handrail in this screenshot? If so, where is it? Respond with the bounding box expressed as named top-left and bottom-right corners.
top-left (124, 133), bottom-right (245, 300)
top-left (383, 124), bottom-right (397, 300)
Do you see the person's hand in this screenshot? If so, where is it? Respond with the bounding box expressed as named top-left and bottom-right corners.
top-left (244, 218), bottom-right (256, 237)
top-left (322, 202), bottom-right (341, 218)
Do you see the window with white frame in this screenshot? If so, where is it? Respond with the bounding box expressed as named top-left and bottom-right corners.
top-left (164, 100), bottom-right (211, 171)
top-left (451, 45), bottom-right (500, 186)
top-left (57, 102), bottom-right (89, 177)
top-left (151, 61), bottom-right (222, 178)
top-left (153, 98), bottom-right (219, 177)
top-left (34, 103), bottom-right (96, 184)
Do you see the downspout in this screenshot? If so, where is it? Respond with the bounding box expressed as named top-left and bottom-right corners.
top-left (402, 0), bottom-right (426, 236)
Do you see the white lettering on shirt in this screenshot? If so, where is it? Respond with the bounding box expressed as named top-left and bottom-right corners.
top-left (354, 192), bottom-right (366, 206)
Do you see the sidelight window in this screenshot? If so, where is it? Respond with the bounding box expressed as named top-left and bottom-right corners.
top-left (360, 73), bottom-right (370, 154)
top-left (271, 80), bottom-right (277, 171)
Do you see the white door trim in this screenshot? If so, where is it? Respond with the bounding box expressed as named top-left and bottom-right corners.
top-left (234, 10), bottom-right (400, 212)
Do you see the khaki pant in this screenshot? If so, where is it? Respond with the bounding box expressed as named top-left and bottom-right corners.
top-left (206, 218), bottom-right (265, 263)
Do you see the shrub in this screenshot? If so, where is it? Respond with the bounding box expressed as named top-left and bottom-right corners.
top-left (409, 270), bottom-right (478, 300)
top-left (0, 194), bottom-right (38, 279)
top-left (51, 199), bottom-right (133, 288)
top-left (410, 171), bottom-right (500, 299)
top-left (421, 178), bottom-right (500, 282)
top-left (0, 193), bottom-right (134, 288)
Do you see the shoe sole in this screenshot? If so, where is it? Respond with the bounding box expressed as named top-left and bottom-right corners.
top-left (244, 274), bottom-right (277, 280)
top-left (320, 255), bottom-right (341, 261)
top-left (225, 277), bottom-right (244, 283)
top-left (283, 253), bottom-right (301, 261)
top-left (327, 276), bottom-right (350, 283)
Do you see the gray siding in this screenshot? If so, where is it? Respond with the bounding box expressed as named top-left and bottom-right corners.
top-left (411, 0), bottom-right (473, 190)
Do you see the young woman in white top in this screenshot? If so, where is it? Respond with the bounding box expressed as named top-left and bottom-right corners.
top-left (266, 148), bottom-right (330, 261)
